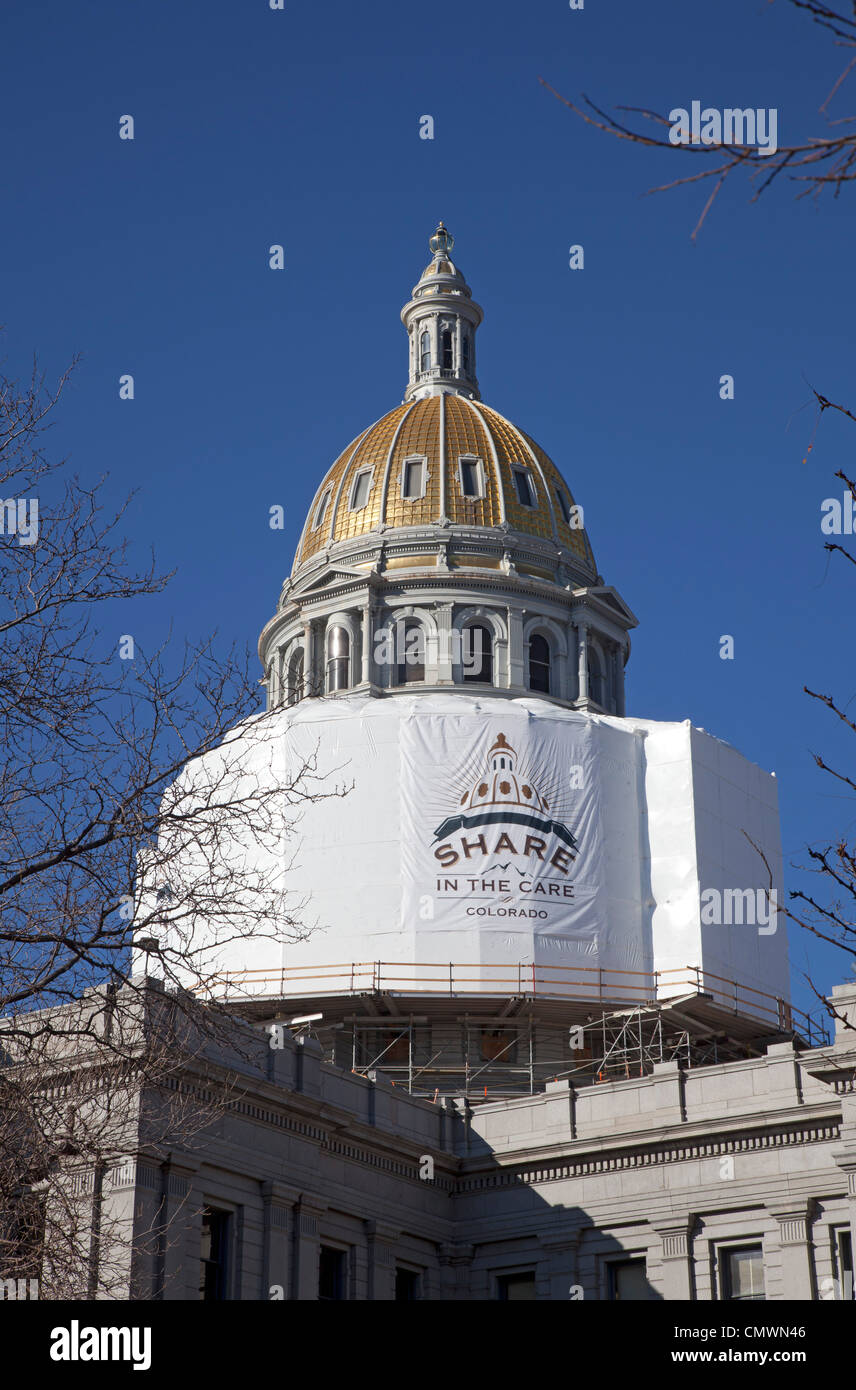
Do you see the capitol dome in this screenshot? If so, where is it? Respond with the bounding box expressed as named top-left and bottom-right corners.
top-left (261, 224), bottom-right (636, 715)
top-left (140, 225), bottom-right (792, 1102)
top-left (294, 394), bottom-right (595, 577)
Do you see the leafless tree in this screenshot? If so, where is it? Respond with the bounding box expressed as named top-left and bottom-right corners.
top-left (542, 0), bottom-right (856, 238)
top-left (0, 349), bottom-right (345, 1297)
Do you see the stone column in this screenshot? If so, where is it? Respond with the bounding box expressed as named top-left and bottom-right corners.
top-left (538, 1225), bottom-right (583, 1301)
top-left (651, 1217), bottom-right (696, 1300)
top-left (575, 620), bottom-right (589, 703)
top-left (434, 604), bottom-right (454, 683)
top-left (157, 1156), bottom-right (202, 1301)
top-left (438, 1242), bottom-right (474, 1299)
top-left (361, 601), bottom-right (373, 686)
top-left (832, 1154), bottom-right (856, 1264)
top-left (261, 1181), bottom-right (298, 1301)
top-left (292, 1200), bottom-right (325, 1301)
top-left (767, 1200), bottom-right (816, 1300)
top-left (302, 620), bottom-right (315, 698)
top-left (506, 606), bottom-right (524, 689)
top-left (364, 1221), bottom-right (399, 1301)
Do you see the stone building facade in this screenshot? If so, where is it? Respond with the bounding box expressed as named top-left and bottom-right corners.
top-left (98, 982), bottom-right (856, 1302)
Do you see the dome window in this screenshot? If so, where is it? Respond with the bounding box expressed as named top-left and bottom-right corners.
top-left (554, 487), bottom-right (572, 525)
top-left (401, 457), bottom-right (426, 500)
top-left (511, 465), bottom-right (536, 508)
top-left (419, 330), bottom-right (431, 372)
top-left (587, 642), bottom-right (605, 707)
top-left (326, 626), bottom-right (350, 693)
top-left (463, 624), bottom-right (493, 685)
top-left (286, 649), bottom-right (304, 705)
top-left (349, 470), bottom-right (372, 511)
top-left (458, 455), bottom-right (484, 499)
top-left (440, 327), bottom-right (454, 371)
top-left (528, 634), bottom-right (551, 694)
top-left (395, 620), bottom-right (425, 684)
top-left (313, 489), bottom-right (331, 531)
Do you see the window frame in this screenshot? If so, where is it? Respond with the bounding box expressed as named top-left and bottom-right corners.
top-left (400, 455), bottom-right (428, 502)
top-left (495, 1269), bottom-right (537, 1301)
top-left (458, 454), bottom-right (485, 500)
top-left (349, 468), bottom-right (374, 512)
top-left (313, 488), bottom-right (332, 531)
top-left (511, 464), bottom-right (536, 508)
top-left (461, 622), bottom-right (493, 685)
top-left (326, 624), bottom-right (351, 693)
top-left (606, 1256), bottom-right (655, 1302)
top-left (318, 1243), bottom-right (349, 1302)
top-left (199, 1206), bottom-right (231, 1302)
top-left (528, 632), bottom-right (551, 694)
top-left (554, 485), bottom-right (573, 525)
top-left (718, 1242), bottom-right (766, 1302)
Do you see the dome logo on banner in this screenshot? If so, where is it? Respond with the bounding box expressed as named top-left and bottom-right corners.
top-left (401, 715), bottom-right (601, 932)
top-left (433, 733), bottom-right (578, 872)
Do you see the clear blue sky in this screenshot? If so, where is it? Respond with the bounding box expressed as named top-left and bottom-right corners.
top-left (3, 0), bottom-right (854, 1020)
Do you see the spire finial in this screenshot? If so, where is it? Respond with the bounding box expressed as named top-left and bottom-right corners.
top-left (429, 221), bottom-right (454, 258)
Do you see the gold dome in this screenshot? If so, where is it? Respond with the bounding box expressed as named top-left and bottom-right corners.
top-left (294, 394), bottom-right (595, 575)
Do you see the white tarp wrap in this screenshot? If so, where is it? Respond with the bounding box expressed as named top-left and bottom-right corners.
top-left (400, 709), bottom-right (603, 939)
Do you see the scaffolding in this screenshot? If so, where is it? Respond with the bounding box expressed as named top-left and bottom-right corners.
top-left (298, 991), bottom-right (801, 1102)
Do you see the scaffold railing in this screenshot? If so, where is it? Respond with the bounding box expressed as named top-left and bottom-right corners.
top-left (189, 959), bottom-right (829, 1046)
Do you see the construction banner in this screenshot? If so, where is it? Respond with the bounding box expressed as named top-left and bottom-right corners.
top-left (400, 708), bottom-right (604, 938)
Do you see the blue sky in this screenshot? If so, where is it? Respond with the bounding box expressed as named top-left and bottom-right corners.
top-left (2, 0), bottom-right (854, 1019)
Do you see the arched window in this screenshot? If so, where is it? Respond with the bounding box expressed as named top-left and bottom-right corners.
top-left (462, 333), bottom-right (471, 374)
top-left (396, 620), bottom-right (425, 684)
top-left (463, 624), bottom-right (493, 684)
top-left (420, 330), bottom-right (431, 372)
top-left (326, 626), bottom-right (350, 692)
top-left (587, 642), bottom-right (605, 706)
top-left (287, 649), bottom-right (304, 706)
top-left (441, 328), bottom-right (453, 370)
top-left (529, 634), bottom-right (551, 694)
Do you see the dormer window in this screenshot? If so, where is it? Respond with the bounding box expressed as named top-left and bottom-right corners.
top-left (459, 455), bottom-right (484, 499)
top-left (313, 488), bottom-right (331, 530)
top-left (512, 465), bottom-right (536, 507)
top-left (554, 486), bottom-right (572, 525)
top-left (419, 330), bottom-right (431, 372)
top-left (401, 457), bottom-right (426, 500)
top-left (350, 470), bottom-right (372, 510)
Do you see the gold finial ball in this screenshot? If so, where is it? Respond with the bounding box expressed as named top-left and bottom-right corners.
top-left (429, 221), bottom-right (454, 257)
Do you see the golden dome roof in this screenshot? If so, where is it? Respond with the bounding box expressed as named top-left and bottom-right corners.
top-left (294, 393), bottom-right (596, 575)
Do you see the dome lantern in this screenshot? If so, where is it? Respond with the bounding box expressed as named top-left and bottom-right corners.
top-left (401, 222), bottom-right (484, 402)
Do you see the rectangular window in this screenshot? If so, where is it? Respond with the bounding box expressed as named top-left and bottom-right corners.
top-left (608, 1258), bottom-right (657, 1301)
top-left (313, 489), bottom-right (331, 530)
top-left (402, 459), bottom-right (424, 499)
top-left (496, 1271), bottom-right (536, 1301)
top-left (838, 1230), bottom-right (854, 1301)
top-left (720, 1244), bottom-right (765, 1301)
top-left (199, 1208), bottom-right (230, 1301)
top-left (459, 456), bottom-right (482, 498)
top-left (395, 1268), bottom-right (420, 1301)
top-left (350, 471), bottom-right (371, 510)
top-left (318, 1245), bottom-right (347, 1300)
top-left (512, 466), bottom-right (535, 507)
